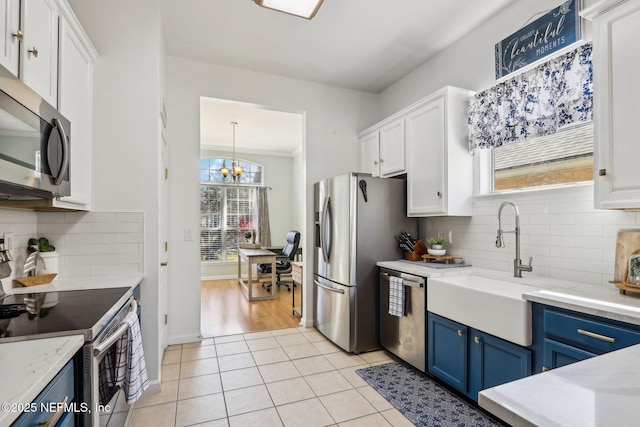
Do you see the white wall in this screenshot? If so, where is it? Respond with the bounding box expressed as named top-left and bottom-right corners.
top-left (292, 150), bottom-right (305, 240)
top-left (378, 0), bottom-right (623, 288)
top-left (378, 0), bottom-right (581, 117)
top-left (67, 0), bottom-right (164, 383)
top-left (200, 149), bottom-right (295, 279)
top-left (166, 56), bottom-right (381, 340)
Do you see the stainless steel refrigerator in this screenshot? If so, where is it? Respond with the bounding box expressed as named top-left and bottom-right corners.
top-left (313, 172), bottom-right (417, 353)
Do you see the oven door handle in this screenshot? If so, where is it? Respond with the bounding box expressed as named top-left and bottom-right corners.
top-left (94, 299), bottom-right (137, 357)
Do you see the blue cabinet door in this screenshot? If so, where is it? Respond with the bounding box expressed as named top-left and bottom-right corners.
top-left (468, 329), bottom-right (532, 400)
top-left (427, 313), bottom-right (468, 393)
top-left (543, 338), bottom-right (596, 370)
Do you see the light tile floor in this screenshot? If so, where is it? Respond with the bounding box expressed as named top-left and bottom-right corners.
top-left (132, 327), bottom-right (415, 427)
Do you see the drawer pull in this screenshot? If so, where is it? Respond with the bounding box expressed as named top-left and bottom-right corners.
top-left (40, 396), bottom-right (68, 427)
top-left (577, 329), bottom-right (615, 343)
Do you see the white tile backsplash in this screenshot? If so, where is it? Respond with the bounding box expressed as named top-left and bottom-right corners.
top-left (423, 184), bottom-right (638, 287)
top-left (36, 211), bottom-right (144, 278)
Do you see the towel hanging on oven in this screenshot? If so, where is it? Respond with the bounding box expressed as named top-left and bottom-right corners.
top-left (388, 276), bottom-right (405, 317)
top-left (99, 311), bottom-right (149, 404)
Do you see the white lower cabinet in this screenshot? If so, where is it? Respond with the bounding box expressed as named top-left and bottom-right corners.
top-left (583, 0), bottom-right (640, 208)
top-left (405, 87), bottom-right (474, 217)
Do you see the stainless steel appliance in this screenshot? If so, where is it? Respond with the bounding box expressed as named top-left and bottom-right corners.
top-left (0, 287), bottom-right (137, 426)
top-left (313, 173), bottom-right (416, 353)
top-left (0, 77), bottom-right (71, 201)
top-left (379, 268), bottom-right (426, 372)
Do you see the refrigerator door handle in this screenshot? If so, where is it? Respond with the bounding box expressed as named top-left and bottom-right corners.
top-left (320, 196), bottom-right (330, 263)
top-left (314, 279), bottom-right (345, 294)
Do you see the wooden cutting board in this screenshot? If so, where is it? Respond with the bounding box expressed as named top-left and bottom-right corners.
top-left (614, 230), bottom-right (640, 283)
top-left (13, 273), bottom-right (57, 287)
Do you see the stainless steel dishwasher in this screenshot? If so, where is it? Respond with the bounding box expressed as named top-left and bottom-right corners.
top-left (379, 268), bottom-right (426, 372)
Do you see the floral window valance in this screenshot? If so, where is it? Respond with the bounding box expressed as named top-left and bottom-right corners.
top-left (468, 42), bottom-right (593, 151)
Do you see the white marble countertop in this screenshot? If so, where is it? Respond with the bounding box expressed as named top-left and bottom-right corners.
top-left (479, 343), bottom-right (640, 427)
top-left (0, 335), bottom-right (84, 427)
top-left (3, 274), bottom-right (143, 295)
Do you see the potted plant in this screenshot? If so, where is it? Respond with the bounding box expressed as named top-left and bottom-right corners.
top-left (427, 237), bottom-right (447, 256)
top-left (28, 237), bottom-right (58, 278)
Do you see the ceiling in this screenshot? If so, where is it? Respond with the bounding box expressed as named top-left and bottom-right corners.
top-left (164, 0), bottom-right (518, 153)
top-left (200, 98), bottom-right (303, 156)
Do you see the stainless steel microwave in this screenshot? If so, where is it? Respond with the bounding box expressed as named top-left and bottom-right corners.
top-left (0, 78), bottom-right (70, 200)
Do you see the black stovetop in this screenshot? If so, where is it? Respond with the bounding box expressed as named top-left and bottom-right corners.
top-left (0, 287), bottom-right (131, 343)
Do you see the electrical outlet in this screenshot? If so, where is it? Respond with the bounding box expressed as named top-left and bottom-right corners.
top-left (3, 232), bottom-right (14, 251)
top-left (184, 229), bottom-right (193, 241)
top-left (447, 230), bottom-right (453, 244)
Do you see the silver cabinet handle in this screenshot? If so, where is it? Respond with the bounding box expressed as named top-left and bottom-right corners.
top-left (474, 336), bottom-right (480, 344)
top-left (12, 30), bottom-right (23, 41)
top-left (28, 46), bottom-right (38, 57)
top-left (577, 329), bottom-right (615, 343)
top-left (457, 330), bottom-right (463, 337)
top-left (314, 279), bottom-right (345, 294)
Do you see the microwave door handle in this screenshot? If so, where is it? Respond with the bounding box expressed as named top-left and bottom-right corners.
top-left (52, 118), bottom-right (69, 186)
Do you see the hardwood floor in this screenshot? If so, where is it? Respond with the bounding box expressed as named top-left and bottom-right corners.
top-left (200, 278), bottom-right (302, 337)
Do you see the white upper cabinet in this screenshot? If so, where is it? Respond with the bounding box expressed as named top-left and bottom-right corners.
top-left (358, 116), bottom-right (406, 179)
top-left (56, 1), bottom-right (97, 209)
top-left (0, 0), bottom-right (19, 76)
top-left (359, 131), bottom-right (380, 177)
top-left (583, 0), bottom-right (640, 209)
top-left (405, 87), bottom-right (474, 217)
top-left (20, 0), bottom-right (59, 106)
top-left (378, 117), bottom-right (405, 177)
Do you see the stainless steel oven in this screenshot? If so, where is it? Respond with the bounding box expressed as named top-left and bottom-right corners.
top-left (0, 287), bottom-right (136, 426)
top-left (83, 296), bottom-right (137, 427)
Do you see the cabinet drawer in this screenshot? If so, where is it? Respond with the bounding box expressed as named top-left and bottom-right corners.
top-left (13, 360), bottom-right (75, 427)
top-left (544, 310), bottom-right (640, 354)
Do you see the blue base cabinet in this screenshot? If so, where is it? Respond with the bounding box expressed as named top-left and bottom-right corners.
top-left (12, 359), bottom-right (76, 427)
top-left (468, 329), bottom-right (531, 399)
top-left (428, 312), bottom-right (531, 401)
top-left (428, 313), bottom-right (468, 393)
top-left (533, 303), bottom-right (640, 372)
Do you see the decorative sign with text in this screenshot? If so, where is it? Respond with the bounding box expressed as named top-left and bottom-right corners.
top-left (494, 0), bottom-right (582, 79)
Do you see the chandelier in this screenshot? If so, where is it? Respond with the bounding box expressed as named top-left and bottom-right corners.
top-left (220, 121), bottom-right (243, 181)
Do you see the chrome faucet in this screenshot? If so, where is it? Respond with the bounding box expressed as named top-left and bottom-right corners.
top-left (496, 201), bottom-right (533, 278)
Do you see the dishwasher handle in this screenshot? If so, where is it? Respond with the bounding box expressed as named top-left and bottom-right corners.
top-left (380, 271), bottom-right (424, 287)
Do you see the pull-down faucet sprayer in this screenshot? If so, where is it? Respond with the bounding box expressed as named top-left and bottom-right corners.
top-left (496, 201), bottom-right (533, 278)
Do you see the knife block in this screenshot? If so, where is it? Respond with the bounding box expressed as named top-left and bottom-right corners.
top-left (404, 240), bottom-right (427, 261)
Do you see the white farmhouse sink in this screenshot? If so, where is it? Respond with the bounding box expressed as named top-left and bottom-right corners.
top-left (427, 275), bottom-right (539, 346)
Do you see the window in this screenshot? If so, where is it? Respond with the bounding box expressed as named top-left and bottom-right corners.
top-left (200, 157), bottom-right (263, 261)
top-left (492, 122), bottom-right (594, 191)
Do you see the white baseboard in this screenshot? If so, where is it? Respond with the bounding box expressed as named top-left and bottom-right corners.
top-left (300, 317), bottom-right (314, 327)
top-left (142, 379), bottom-right (161, 395)
top-left (201, 275), bottom-right (234, 280)
top-left (167, 333), bottom-right (203, 345)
